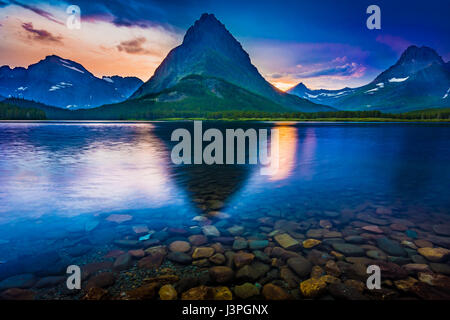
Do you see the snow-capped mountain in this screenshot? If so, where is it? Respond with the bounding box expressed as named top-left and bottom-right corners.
top-left (288, 46), bottom-right (450, 113)
top-left (131, 13), bottom-right (331, 112)
top-left (0, 55), bottom-right (143, 109)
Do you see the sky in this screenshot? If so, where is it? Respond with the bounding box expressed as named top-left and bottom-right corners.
top-left (0, 0), bottom-right (449, 90)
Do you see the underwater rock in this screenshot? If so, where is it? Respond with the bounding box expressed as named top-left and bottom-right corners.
top-left (209, 253), bottom-right (226, 265)
top-left (84, 220), bottom-right (99, 232)
top-left (302, 239), bottom-right (321, 249)
top-left (273, 233), bottom-right (300, 250)
top-left (236, 262), bottom-right (270, 281)
top-left (159, 284), bottom-right (177, 300)
top-left (188, 235), bottom-right (208, 246)
top-left (299, 277), bottom-right (327, 298)
top-left (86, 272), bottom-right (116, 290)
top-left (212, 286), bottom-right (233, 300)
top-left (0, 288), bottom-right (35, 300)
top-left (248, 240), bottom-right (269, 250)
top-left (169, 241), bottom-right (191, 253)
top-left (233, 252), bottom-right (254, 268)
top-left (280, 266), bottom-right (300, 288)
top-left (125, 282), bottom-right (160, 300)
top-left (202, 225), bottom-right (221, 237)
top-left (113, 253), bottom-right (132, 271)
top-left (375, 260), bottom-right (408, 280)
top-left (234, 282), bottom-right (260, 299)
top-left (66, 244), bottom-right (92, 257)
top-left (403, 263), bottom-right (431, 274)
top-left (287, 257), bottom-right (312, 277)
top-left (106, 214), bottom-right (132, 224)
top-left (362, 225), bottom-right (384, 234)
top-left (430, 263), bottom-right (450, 275)
top-left (34, 276), bottom-right (65, 288)
top-left (414, 239), bottom-right (433, 248)
top-left (262, 283), bottom-right (291, 300)
top-left (181, 285), bottom-right (214, 300)
top-left (0, 273), bottom-right (36, 291)
top-left (376, 237), bottom-right (407, 257)
top-left (113, 239), bottom-right (140, 248)
top-left (132, 225), bottom-right (149, 234)
top-left (227, 225), bottom-right (244, 236)
top-left (327, 283), bottom-right (368, 300)
top-left (332, 243), bottom-right (365, 257)
top-left (167, 252), bottom-right (192, 265)
top-left (192, 247), bottom-right (215, 259)
top-left (418, 247), bottom-right (450, 262)
top-left (128, 249), bottom-right (145, 258)
top-left (209, 266), bottom-right (234, 283)
top-left (432, 224), bottom-right (450, 236)
top-left (232, 239), bottom-right (248, 250)
top-left (376, 207), bottom-right (392, 215)
top-left (82, 287), bottom-right (108, 300)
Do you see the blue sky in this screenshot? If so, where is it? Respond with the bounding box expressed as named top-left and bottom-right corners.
top-left (1, 0), bottom-right (449, 89)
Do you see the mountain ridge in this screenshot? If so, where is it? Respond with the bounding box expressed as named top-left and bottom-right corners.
top-left (288, 45), bottom-right (450, 113)
top-left (0, 55), bottom-right (143, 109)
top-left (131, 13), bottom-right (331, 112)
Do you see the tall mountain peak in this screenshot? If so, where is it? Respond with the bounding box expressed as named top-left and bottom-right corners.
top-left (397, 45), bottom-right (444, 65)
top-left (373, 45), bottom-right (445, 83)
top-left (130, 13), bottom-right (328, 112)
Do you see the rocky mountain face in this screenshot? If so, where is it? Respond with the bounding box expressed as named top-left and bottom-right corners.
top-left (288, 46), bottom-right (450, 113)
top-left (0, 55), bottom-right (143, 109)
top-left (131, 13), bottom-right (331, 112)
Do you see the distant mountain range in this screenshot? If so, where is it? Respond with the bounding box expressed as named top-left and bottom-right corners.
top-left (288, 46), bottom-right (450, 113)
top-left (0, 14), bottom-right (448, 117)
top-left (131, 13), bottom-right (331, 113)
top-left (0, 55), bottom-right (142, 109)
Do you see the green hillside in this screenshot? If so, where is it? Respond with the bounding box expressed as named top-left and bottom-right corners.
top-left (0, 102), bottom-right (46, 120)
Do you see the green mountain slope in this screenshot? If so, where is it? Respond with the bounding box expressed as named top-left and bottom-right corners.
top-left (132, 13), bottom-right (331, 112)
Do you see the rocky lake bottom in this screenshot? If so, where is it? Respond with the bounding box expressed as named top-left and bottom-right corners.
top-left (1, 198), bottom-right (450, 301)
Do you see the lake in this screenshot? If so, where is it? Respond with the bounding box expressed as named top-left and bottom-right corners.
top-left (0, 121), bottom-right (449, 299)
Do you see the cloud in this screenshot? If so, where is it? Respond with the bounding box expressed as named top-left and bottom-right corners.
top-left (376, 35), bottom-right (412, 54)
top-left (295, 62), bottom-right (366, 78)
top-left (117, 37), bottom-right (153, 55)
top-left (10, 0), bottom-right (64, 25)
top-left (21, 22), bottom-right (63, 43)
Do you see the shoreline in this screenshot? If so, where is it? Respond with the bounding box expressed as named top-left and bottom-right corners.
top-left (1, 118), bottom-right (450, 123)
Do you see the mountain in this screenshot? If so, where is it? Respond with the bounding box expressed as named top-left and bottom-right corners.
top-left (288, 46), bottom-right (450, 113)
top-left (131, 13), bottom-right (331, 112)
top-left (1, 98), bottom-right (73, 119)
top-left (0, 56), bottom-right (143, 109)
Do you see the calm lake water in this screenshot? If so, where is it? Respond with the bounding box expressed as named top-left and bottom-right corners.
top-left (0, 121), bottom-right (449, 299)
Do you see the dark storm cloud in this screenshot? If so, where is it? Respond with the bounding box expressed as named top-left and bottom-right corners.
top-left (117, 37), bottom-right (153, 55)
top-left (21, 22), bottom-right (62, 43)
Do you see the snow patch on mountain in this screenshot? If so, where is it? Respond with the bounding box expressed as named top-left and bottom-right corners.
top-left (49, 82), bottom-right (73, 91)
top-left (365, 88), bottom-right (379, 94)
top-left (443, 88), bottom-right (450, 99)
top-left (389, 77), bottom-right (409, 83)
top-left (62, 64), bottom-right (84, 73)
